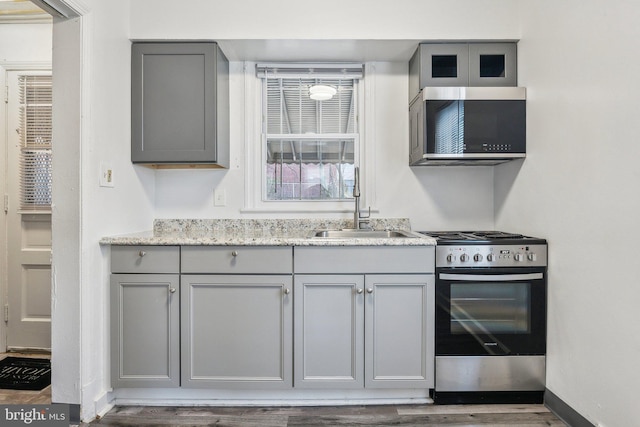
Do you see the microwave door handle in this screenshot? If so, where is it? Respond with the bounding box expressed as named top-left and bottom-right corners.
top-left (439, 273), bottom-right (544, 282)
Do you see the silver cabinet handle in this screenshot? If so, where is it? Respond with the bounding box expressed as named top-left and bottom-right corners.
top-left (356, 288), bottom-right (364, 294)
top-left (231, 250), bottom-right (239, 257)
top-left (284, 288), bottom-right (291, 295)
top-left (169, 287), bottom-right (176, 294)
top-left (138, 250), bottom-right (146, 257)
top-left (366, 288), bottom-right (374, 294)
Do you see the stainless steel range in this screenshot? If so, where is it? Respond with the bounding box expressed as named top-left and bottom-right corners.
top-left (418, 231), bottom-right (548, 404)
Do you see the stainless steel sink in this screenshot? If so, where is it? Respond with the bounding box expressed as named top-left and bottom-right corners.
top-left (308, 229), bottom-right (423, 239)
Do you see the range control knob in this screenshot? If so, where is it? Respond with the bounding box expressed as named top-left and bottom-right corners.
top-left (473, 253), bottom-right (483, 262)
top-left (528, 253), bottom-right (537, 262)
top-left (514, 253), bottom-right (524, 262)
top-left (486, 253), bottom-right (494, 262)
top-left (460, 254), bottom-right (469, 262)
top-left (446, 254), bottom-right (455, 263)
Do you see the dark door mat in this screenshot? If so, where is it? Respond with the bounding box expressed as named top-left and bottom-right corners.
top-left (0, 357), bottom-right (51, 390)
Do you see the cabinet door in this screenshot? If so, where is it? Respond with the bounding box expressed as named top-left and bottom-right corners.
top-left (131, 42), bottom-right (229, 166)
top-left (469, 43), bottom-right (517, 87)
top-left (364, 274), bottom-right (434, 389)
top-left (181, 275), bottom-right (292, 389)
top-left (416, 43), bottom-right (469, 88)
top-left (110, 274), bottom-right (180, 388)
top-left (294, 275), bottom-right (364, 389)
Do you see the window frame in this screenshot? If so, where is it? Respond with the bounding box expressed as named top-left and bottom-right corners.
top-left (243, 62), bottom-right (377, 213)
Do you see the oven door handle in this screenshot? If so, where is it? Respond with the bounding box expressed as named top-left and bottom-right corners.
top-left (439, 273), bottom-right (544, 282)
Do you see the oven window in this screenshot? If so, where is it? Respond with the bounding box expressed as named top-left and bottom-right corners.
top-left (450, 282), bottom-right (530, 334)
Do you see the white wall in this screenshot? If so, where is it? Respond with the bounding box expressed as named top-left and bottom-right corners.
top-left (135, 0), bottom-right (507, 229)
top-left (495, 1), bottom-right (640, 425)
top-left (0, 23), bottom-right (51, 62)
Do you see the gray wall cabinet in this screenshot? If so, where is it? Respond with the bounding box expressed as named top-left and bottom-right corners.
top-left (131, 42), bottom-right (229, 167)
top-left (110, 246), bottom-right (181, 388)
top-left (409, 42), bottom-right (517, 100)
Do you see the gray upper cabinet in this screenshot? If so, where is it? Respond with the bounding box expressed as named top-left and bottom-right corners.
top-left (409, 42), bottom-right (517, 100)
top-left (131, 42), bottom-right (229, 167)
top-left (468, 43), bottom-right (517, 87)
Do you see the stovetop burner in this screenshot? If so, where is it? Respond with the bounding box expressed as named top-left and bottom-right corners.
top-left (418, 230), bottom-right (546, 245)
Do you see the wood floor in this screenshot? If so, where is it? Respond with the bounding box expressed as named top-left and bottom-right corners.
top-left (87, 404), bottom-right (567, 426)
top-left (0, 354), bottom-right (566, 426)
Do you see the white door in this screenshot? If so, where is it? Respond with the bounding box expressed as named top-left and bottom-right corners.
top-left (4, 70), bottom-right (52, 350)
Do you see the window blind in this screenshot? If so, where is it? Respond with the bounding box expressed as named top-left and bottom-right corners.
top-left (19, 74), bottom-right (53, 211)
top-left (258, 63), bottom-right (362, 201)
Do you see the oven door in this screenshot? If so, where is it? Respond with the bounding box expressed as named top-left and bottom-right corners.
top-left (436, 268), bottom-right (546, 356)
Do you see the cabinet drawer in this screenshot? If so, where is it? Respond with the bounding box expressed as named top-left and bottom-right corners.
top-left (294, 246), bottom-right (434, 274)
top-left (181, 246), bottom-right (293, 274)
top-left (111, 245), bottom-right (180, 274)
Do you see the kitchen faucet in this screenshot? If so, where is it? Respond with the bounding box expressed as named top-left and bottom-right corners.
top-left (352, 166), bottom-right (371, 230)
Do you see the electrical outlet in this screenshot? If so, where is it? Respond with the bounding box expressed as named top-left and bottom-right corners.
top-left (99, 162), bottom-right (114, 187)
top-left (214, 189), bottom-right (226, 206)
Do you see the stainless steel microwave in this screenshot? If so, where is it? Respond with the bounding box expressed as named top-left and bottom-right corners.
top-left (409, 87), bottom-right (526, 166)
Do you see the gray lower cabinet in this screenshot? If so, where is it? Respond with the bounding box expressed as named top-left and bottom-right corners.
top-left (364, 274), bottom-right (434, 389)
top-left (180, 246), bottom-right (294, 389)
top-left (110, 245), bottom-right (181, 388)
top-left (110, 273), bottom-right (180, 388)
top-left (294, 275), bottom-right (365, 389)
top-left (293, 246), bottom-right (435, 390)
top-left (294, 274), bottom-right (434, 390)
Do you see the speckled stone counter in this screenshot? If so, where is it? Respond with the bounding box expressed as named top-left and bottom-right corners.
top-left (100, 218), bottom-right (436, 246)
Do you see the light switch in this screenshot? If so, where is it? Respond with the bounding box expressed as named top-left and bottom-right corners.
top-left (214, 189), bottom-right (226, 206)
top-left (100, 162), bottom-right (114, 187)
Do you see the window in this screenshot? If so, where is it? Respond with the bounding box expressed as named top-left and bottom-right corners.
top-left (258, 64), bottom-right (363, 202)
top-left (18, 74), bottom-right (52, 211)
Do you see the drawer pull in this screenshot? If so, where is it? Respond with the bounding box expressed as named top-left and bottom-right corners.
top-left (231, 250), bottom-right (239, 257)
top-left (169, 287), bottom-right (176, 294)
top-left (138, 250), bottom-right (146, 257)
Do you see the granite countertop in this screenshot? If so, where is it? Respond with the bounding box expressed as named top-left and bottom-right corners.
top-left (100, 219), bottom-right (436, 246)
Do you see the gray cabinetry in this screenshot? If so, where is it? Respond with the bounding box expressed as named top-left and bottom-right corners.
top-left (364, 274), bottom-right (434, 389)
top-left (180, 247), bottom-right (293, 389)
top-left (409, 42), bottom-right (517, 99)
top-left (294, 275), bottom-right (365, 389)
top-left (293, 246), bottom-right (435, 390)
top-left (110, 246), bottom-right (180, 388)
top-left (131, 42), bottom-right (229, 167)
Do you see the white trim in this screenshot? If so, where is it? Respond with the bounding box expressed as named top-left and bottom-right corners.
top-left (0, 65), bottom-right (7, 353)
top-left (0, 62), bottom-right (51, 71)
